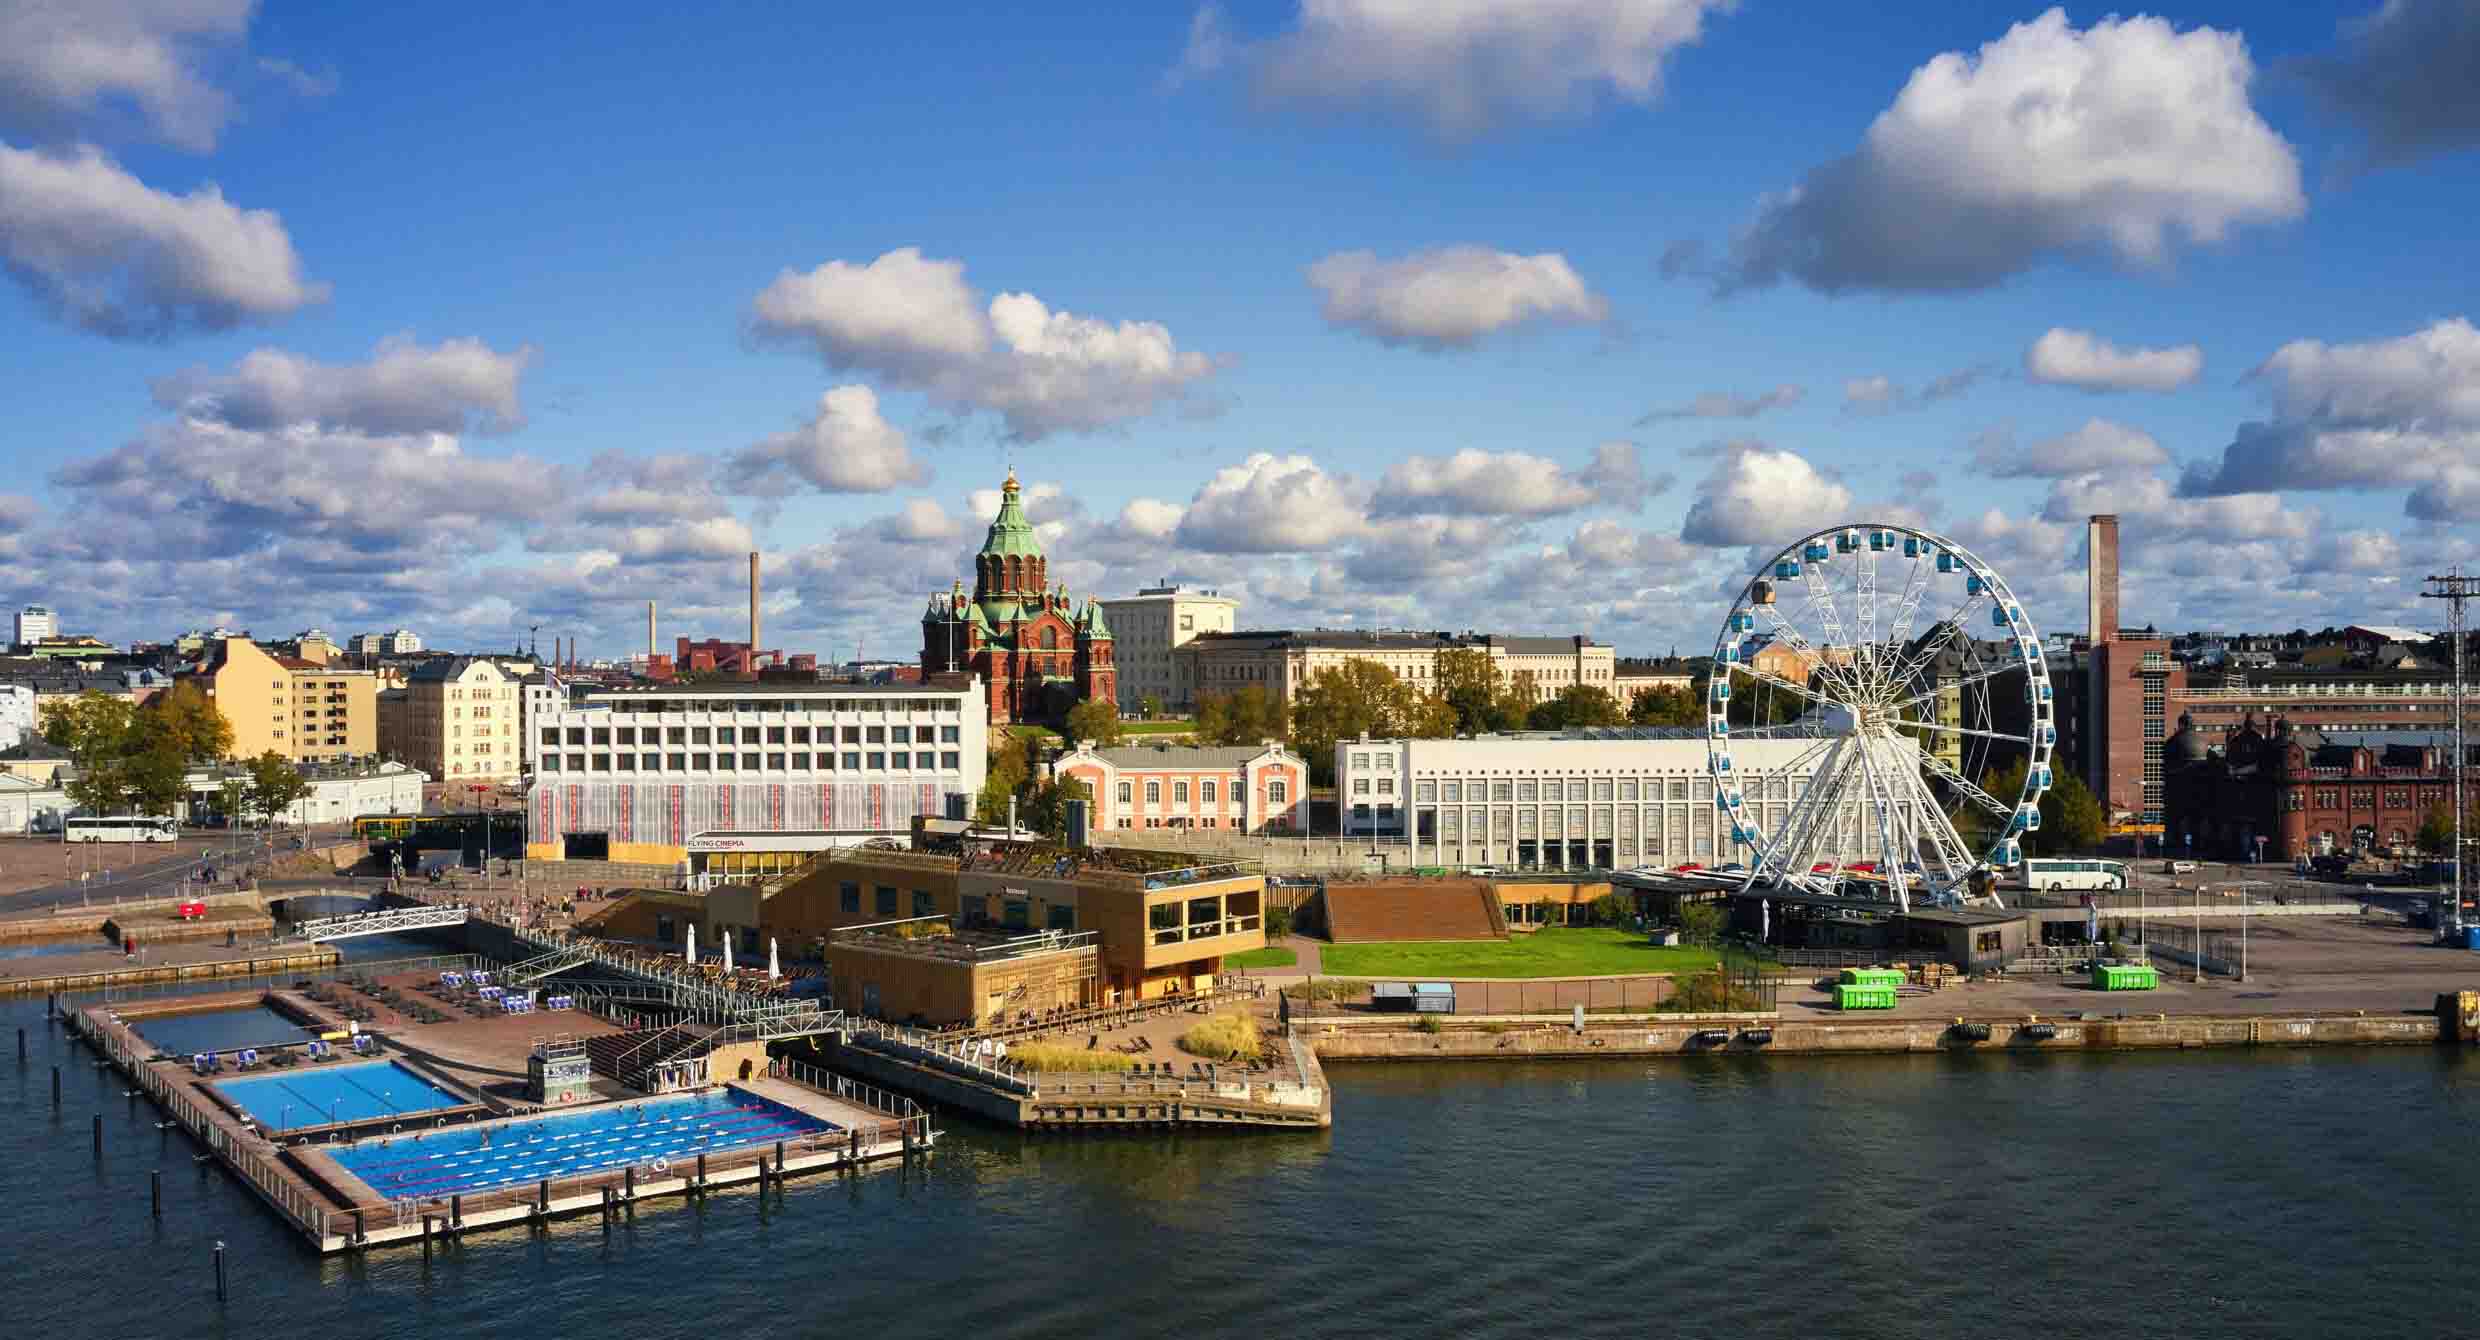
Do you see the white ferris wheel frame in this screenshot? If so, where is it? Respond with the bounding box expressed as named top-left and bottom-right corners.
top-left (1704, 523), bottom-right (2056, 912)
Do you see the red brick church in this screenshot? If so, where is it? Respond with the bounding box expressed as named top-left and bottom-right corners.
top-left (921, 471), bottom-right (1116, 725)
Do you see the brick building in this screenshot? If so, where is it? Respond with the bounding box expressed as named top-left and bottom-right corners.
top-left (2163, 712), bottom-right (2479, 862)
top-left (2074, 514), bottom-right (2182, 824)
top-left (920, 470), bottom-right (1116, 726)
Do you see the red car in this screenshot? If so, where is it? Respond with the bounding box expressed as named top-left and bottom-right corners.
top-left (176, 900), bottom-right (207, 921)
top-left (1672, 862), bottom-right (1706, 873)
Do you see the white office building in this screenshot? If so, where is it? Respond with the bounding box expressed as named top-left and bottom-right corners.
top-left (1099, 585), bottom-right (1237, 712)
top-left (524, 679), bottom-right (989, 865)
top-left (0, 683), bottom-right (34, 752)
top-left (15, 606), bottom-right (56, 649)
top-left (1336, 727), bottom-right (1923, 872)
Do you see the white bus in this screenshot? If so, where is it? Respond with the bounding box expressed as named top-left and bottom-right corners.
top-left (2018, 857), bottom-right (2128, 892)
top-left (63, 816), bottom-right (180, 844)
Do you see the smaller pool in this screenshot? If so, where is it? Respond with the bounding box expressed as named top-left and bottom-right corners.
top-left (330, 1087), bottom-right (837, 1198)
top-left (133, 1005), bottom-right (308, 1056)
top-left (215, 1060), bottom-right (470, 1131)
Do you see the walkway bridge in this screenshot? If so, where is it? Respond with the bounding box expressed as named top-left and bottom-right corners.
top-left (291, 903), bottom-right (471, 942)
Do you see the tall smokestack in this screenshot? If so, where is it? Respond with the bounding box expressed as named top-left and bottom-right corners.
top-left (748, 551), bottom-right (762, 679)
top-left (2086, 514), bottom-right (2120, 646)
top-left (647, 600), bottom-right (656, 668)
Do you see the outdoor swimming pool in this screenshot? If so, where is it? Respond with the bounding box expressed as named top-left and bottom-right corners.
top-left (328, 1087), bottom-right (836, 1198)
top-left (132, 1004), bottom-right (308, 1056)
top-left (215, 1060), bottom-right (471, 1131)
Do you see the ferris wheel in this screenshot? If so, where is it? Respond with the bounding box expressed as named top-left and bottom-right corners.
top-left (1704, 523), bottom-right (2056, 911)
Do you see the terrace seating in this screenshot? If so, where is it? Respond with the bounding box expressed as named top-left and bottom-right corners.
top-left (305, 1040), bottom-right (333, 1062)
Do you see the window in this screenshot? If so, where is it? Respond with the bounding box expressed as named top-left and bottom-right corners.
top-left (1202, 780), bottom-right (1217, 804)
top-left (1267, 780), bottom-right (1287, 804)
top-left (691, 727), bottom-right (710, 745)
top-left (1493, 780), bottom-right (1514, 802)
top-left (692, 753), bottom-right (712, 771)
top-left (1415, 780), bottom-right (1436, 802)
top-left (941, 751), bottom-right (960, 770)
top-left (642, 753), bottom-right (660, 771)
top-left (615, 726), bottom-right (635, 746)
top-left (839, 882), bottom-right (861, 914)
top-left (874, 885), bottom-right (898, 917)
top-left (1117, 781), bottom-right (1133, 803)
top-left (768, 752), bottom-right (787, 770)
top-left (590, 753), bottom-right (610, 771)
top-left (1351, 753), bottom-right (1369, 769)
top-left (793, 752), bottom-right (811, 770)
top-left (1377, 778), bottom-right (1394, 795)
top-left (566, 727), bottom-right (585, 745)
top-left (541, 755), bottom-right (562, 772)
top-left (716, 726), bottom-right (737, 746)
top-left (1517, 780), bottom-right (1537, 801)
top-left (843, 726), bottom-right (861, 744)
top-left (866, 726), bottom-right (885, 743)
top-left (1174, 780), bottom-right (1189, 804)
top-left (820, 752), bottom-right (836, 771)
top-left (913, 889), bottom-right (938, 918)
top-left (568, 754), bottom-right (586, 772)
top-left (891, 726), bottom-right (911, 745)
top-left (541, 727), bottom-right (559, 745)
top-left (790, 726), bottom-right (810, 745)
top-left (915, 751), bottom-right (934, 769)
top-left (591, 727), bottom-right (610, 746)
top-left (669, 753), bottom-right (687, 771)
top-left (742, 752), bottom-right (760, 771)
top-left (1146, 781), bottom-right (1162, 804)
top-left (867, 752), bottom-right (886, 770)
top-left (843, 751), bottom-right (862, 770)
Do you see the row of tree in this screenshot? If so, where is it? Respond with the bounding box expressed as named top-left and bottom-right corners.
top-left (42, 686), bottom-right (312, 826)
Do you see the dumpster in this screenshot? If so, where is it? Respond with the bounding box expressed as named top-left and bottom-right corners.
top-left (1833, 983), bottom-right (1897, 1010)
top-left (2089, 962), bottom-right (2158, 991)
top-left (1838, 967), bottom-right (1903, 988)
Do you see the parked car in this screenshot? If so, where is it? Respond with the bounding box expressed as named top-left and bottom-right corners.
top-left (2166, 860), bottom-right (2197, 874)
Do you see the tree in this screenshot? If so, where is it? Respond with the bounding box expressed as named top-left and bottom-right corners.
top-left (1528, 684), bottom-right (1626, 731)
top-left (1678, 900), bottom-right (1724, 947)
top-left (1064, 699), bottom-right (1124, 749)
top-left (1628, 685), bottom-right (1701, 727)
top-left (42, 690), bottom-right (137, 759)
top-left (1433, 647), bottom-right (1526, 735)
top-left (1972, 757), bottom-right (2103, 856)
top-left (1194, 685), bottom-right (1289, 747)
top-left (1288, 661), bottom-right (1443, 784)
top-left (2420, 804), bottom-right (2456, 855)
top-left (126, 742), bottom-right (192, 821)
top-left (140, 681), bottom-right (234, 763)
top-left (974, 736), bottom-right (1035, 825)
top-left (1019, 774), bottom-right (1093, 841)
top-left (243, 751), bottom-right (313, 827)
top-left (217, 776), bottom-right (249, 826)
top-left (1137, 694), bottom-right (1164, 720)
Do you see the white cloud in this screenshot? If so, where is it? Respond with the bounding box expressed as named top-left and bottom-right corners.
top-left (1678, 443), bottom-right (1854, 547)
top-left (1842, 376), bottom-right (1898, 414)
top-left (1189, 0), bottom-right (1729, 140)
top-left (0, 141), bottom-right (327, 337)
top-left (749, 247), bottom-right (1221, 440)
top-left (1175, 451), bottom-right (1368, 553)
top-left (1720, 9), bottom-right (2302, 294)
top-left (2181, 317), bottom-right (2480, 519)
top-left (1307, 246), bottom-right (1607, 350)
top-left (723, 385), bottom-right (929, 495)
top-left (1568, 518), bottom-right (1698, 569)
top-left (1117, 497), bottom-right (1184, 539)
top-left (1373, 448), bottom-right (1598, 518)
top-left (2299, 529), bottom-right (2404, 575)
top-left (1976, 418), bottom-right (2169, 478)
top-left (2041, 468), bottom-right (2311, 544)
top-left (1638, 383), bottom-right (1803, 423)
top-left (2024, 327), bottom-right (2202, 392)
top-left (152, 336), bottom-right (533, 435)
top-left (2299, 0), bottom-right (2480, 171)
top-left (0, 0), bottom-right (253, 150)
top-left (255, 57), bottom-right (338, 99)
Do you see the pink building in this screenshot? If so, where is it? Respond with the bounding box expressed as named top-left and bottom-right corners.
top-left (1052, 741), bottom-right (1305, 834)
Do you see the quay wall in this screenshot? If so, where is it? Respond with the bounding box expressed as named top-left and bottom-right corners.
top-left (1302, 1010), bottom-right (2444, 1061)
top-left (2, 945), bottom-right (341, 996)
top-left (811, 1037), bottom-right (1036, 1126)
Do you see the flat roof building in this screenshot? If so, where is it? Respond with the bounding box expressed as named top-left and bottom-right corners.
top-left (1098, 585), bottom-right (1238, 712)
top-left (1180, 628), bottom-right (1615, 707)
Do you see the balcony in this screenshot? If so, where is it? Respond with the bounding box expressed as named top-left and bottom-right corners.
top-left (1152, 916), bottom-right (1263, 947)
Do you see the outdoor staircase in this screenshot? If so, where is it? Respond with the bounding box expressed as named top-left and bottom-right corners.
top-left (503, 943), bottom-right (596, 986)
top-left (1322, 879), bottom-right (1504, 942)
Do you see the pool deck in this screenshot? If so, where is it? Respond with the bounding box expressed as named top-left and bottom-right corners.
top-left (65, 973), bottom-right (936, 1253)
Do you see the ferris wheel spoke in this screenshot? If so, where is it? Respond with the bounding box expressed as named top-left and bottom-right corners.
top-left (1729, 660), bottom-right (1836, 712)
top-left (1899, 718), bottom-right (2035, 748)
top-left (1920, 752), bottom-right (2017, 822)
top-left (1880, 593), bottom-right (1994, 697)
top-left (1754, 606), bottom-right (1866, 705)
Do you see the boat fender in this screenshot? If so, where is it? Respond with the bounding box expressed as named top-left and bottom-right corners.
top-left (650, 1156), bottom-right (670, 1175)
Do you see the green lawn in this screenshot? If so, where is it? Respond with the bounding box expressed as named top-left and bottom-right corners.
top-left (1318, 929), bottom-right (1720, 980)
top-left (1225, 946), bottom-right (1298, 970)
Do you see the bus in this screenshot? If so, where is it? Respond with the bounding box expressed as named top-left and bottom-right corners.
top-left (63, 816), bottom-right (180, 844)
top-left (2018, 857), bottom-right (2129, 892)
top-left (351, 814), bottom-right (421, 842)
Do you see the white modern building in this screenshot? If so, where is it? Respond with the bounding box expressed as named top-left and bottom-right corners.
top-left (518, 668), bottom-right (566, 777)
top-left (524, 678), bottom-right (990, 867)
top-left (14, 606), bottom-right (56, 650)
top-left (0, 773), bottom-right (69, 835)
top-left (0, 683), bottom-right (33, 752)
top-left (185, 759), bottom-right (427, 827)
top-left (1099, 585), bottom-right (1238, 712)
top-left (1335, 727), bottom-right (1923, 871)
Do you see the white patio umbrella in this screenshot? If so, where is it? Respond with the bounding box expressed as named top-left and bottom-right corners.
top-left (723, 930), bottom-right (736, 973)
top-left (684, 923), bottom-right (698, 967)
top-left (768, 936), bottom-right (781, 981)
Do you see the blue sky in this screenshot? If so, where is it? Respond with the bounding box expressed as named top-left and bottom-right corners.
top-left (2, 1), bottom-right (2476, 662)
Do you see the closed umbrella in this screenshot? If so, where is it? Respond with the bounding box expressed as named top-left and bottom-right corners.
top-left (684, 923), bottom-right (697, 967)
top-left (723, 930), bottom-right (735, 974)
top-left (768, 936), bottom-right (781, 981)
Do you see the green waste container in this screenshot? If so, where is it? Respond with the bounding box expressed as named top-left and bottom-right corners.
top-left (1833, 983), bottom-right (1898, 1010)
top-left (1838, 967), bottom-right (1904, 988)
top-left (2090, 962), bottom-right (2158, 991)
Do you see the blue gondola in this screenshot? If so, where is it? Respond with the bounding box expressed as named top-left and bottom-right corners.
top-left (1731, 611), bottom-right (1756, 633)
top-left (1836, 529), bottom-right (1858, 553)
top-left (1712, 681), bottom-right (1731, 702)
top-left (1995, 840), bottom-right (2021, 865)
top-left (2030, 765), bottom-right (2052, 788)
top-left (1773, 560), bottom-right (1802, 580)
top-left (1803, 541), bottom-right (1831, 562)
top-left (1717, 789), bottom-right (1741, 809)
top-left (1714, 754), bottom-right (1733, 772)
top-left (2037, 724), bottom-right (2056, 746)
top-left (1992, 603), bottom-right (2018, 627)
top-left (1869, 529), bottom-right (1894, 550)
top-left (1718, 644), bottom-right (1740, 664)
top-left (1903, 536), bottom-right (1922, 557)
top-left (1936, 550), bottom-right (1957, 572)
top-left (2033, 682), bottom-right (2053, 702)
top-left (2020, 806), bottom-right (2042, 831)
top-left (1966, 573), bottom-right (1986, 595)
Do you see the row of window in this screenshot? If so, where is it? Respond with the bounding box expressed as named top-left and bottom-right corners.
top-left (1370, 778), bottom-right (1712, 803)
top-left (2308, 788), bottom-right (2440, 809)
top-left (836, 881), bottom-right (1076, 930)
top-left (1111, 779), bottom-right (1287, 805)
top-left (538, 750), bottom-right (962, 774)
top-left (548, 723), bottom-right (961, 748)
top-left (597, 697), bottom-right (960, 716)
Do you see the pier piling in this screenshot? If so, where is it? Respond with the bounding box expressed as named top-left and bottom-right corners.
top-left (696, 1151), bottom-right (707, 1194)
top-left (421, 1214), bottom-right (432, 1254)
top-left (212, 1240), bottom-right (226, 1302)
top-left (623, 1165), bottom-right (635, 1200)
top-left (537, 1179), bottom-right (549, 1215)
top-left (152, 1169), bottom-right (161, 1219)
top-left (774, 1139), bottom-right (785, 1180)
top-left (450, 1194), bottom-right (462, 1229)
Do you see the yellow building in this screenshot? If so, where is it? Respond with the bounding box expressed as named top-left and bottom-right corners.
top-left (384, 657), bottom-right (522, 782)
top-left (186, 637), bottom-right (378, 762)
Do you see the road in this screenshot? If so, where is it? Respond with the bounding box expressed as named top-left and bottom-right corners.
top-left (0, 825), bottom-right (359, 914)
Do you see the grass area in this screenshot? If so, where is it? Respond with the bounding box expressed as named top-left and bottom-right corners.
top-left (1317, 928), bottom-right (1721, 980)
top-left (1225, 946), bottom-right (1298, 970)
top-left (1008, 1041), bottom-right (1135, 1073)
top-left (1177, 1009), bottom-right (1264, 1062)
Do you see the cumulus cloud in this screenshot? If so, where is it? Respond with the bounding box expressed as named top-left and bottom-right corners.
top-left (749, 247), bottom-right (1221, 440)
top-left (2298, 529), bottom-right (2404, 575)
top-left (1719, 9), bottom-right (2302, 294)
top-left (1372, 448), bottom-right (1602, 518)
top-left (0, 142), bottom-right (327, 337)
top-left (0, 0), bottom-right (253, 150)
top-left (1840, 367), bottom-right (1986, 415)
top-left (1175, 451), bottom-right (1368, 553)
top-left (152, 336), bottom-right (532, 435)
top-left (1579, 440), bottom-right (1672, 502)
top-left (1678, 443), bottom-right (1855, 547)
top-left (2180, 317), bottom-right (2480, 520)
top-left (1975, 418), bottom-right (2168, 478)
top-left (1306, 246), bottom-right (1606, 351)
top-left (2298, 0), bottom-right (2480, 171)
top-left (2024, 326), bottom-right (2202, 392)
top-left (2042, 468), bottom-right (2311, 543)
top-left (1187, 0), bottom-right (1731, 140)
top-left (1637, 383), bottom-right (1803, 423)
top-left (722, 385), bottom-right (930, 495)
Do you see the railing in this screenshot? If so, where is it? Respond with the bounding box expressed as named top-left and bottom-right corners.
top-left (774, 1054), bottom-right (930, 1130)
top-left (292, 903), bottom-right (471, 942)
top-left (607, 1017), bottom-right (704, 1084)
top-left (844, 1019), bottom-right (1036, 1095)
top-left (86, 951), bottom-right (487, 1005)
top-left (965, 976), bottom-right (1267, 1045)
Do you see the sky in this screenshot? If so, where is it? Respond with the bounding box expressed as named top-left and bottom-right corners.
top-left (2, 0), bottom-right (2478, 664)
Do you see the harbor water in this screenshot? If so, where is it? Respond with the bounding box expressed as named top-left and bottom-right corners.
top-left (5, 973), bottom-right (2476, 1336)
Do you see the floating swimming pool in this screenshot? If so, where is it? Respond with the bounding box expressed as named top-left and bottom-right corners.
top-left (133, 1005), bottom-right (308, 1056)
top-left (215, 1060), bottom-right (470, 1131)
top-left (329, 1087), bottom-right (837, 1198)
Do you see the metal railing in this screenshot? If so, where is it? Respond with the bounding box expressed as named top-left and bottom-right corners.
top-left (845, 1019), bottom-right (1036, 1095)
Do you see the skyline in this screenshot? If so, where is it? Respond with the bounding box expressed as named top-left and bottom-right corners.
top-left (3, 2), bottom-right (2479, 661)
